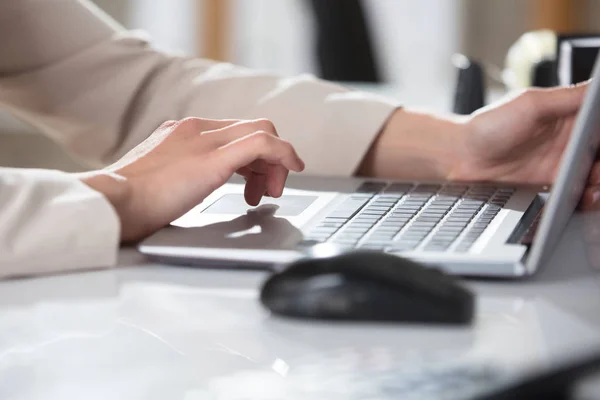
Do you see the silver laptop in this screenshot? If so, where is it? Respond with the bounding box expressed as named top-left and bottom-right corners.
top-left (139, 61), bottom-right (600, 278)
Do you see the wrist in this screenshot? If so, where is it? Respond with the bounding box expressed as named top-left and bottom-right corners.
top-left (78, 171), bottom-right (132, 241)
top-left (357, 108), bottom-right (471, 181)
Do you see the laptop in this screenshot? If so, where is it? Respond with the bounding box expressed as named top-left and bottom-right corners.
top-left (139, 60), bottom-right (600, 278)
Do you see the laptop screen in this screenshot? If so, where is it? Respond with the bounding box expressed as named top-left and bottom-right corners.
top-left (526, 58), bottom-right (600, 272)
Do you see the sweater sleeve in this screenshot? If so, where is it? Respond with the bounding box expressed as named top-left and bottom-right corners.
top-left (0, 0), bottom-right (399, 176)
top-left (0, 168), bottom-right (120, 279)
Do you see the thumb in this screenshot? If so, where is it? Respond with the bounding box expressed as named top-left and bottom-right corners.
top-left (535, 80), bottom-right (589, 118)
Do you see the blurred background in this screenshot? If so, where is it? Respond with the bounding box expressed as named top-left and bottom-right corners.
top-left (2, 0), bottom-right (600, 170)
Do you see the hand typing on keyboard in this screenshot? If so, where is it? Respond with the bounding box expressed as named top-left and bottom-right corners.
top-left (357, 85), bottom-right (599, 216)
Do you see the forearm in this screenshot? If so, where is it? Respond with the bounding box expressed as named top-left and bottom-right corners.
top-left (357, 108), bottom-right (470, 181)
top-left (0, 0), bottom-right (398, 176)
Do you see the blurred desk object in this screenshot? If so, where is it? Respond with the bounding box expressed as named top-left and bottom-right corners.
top-left (307, 0), bottom-right (381, 82)
top-left (200, 0), bottom-right (229, 61)
top-left (532, 0), bottom-right (585, 32)
top-left (558, 36), bottom-right (600, 86)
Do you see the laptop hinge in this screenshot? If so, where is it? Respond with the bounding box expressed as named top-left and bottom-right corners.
top-left (506, 194), bottom-right (546, 247)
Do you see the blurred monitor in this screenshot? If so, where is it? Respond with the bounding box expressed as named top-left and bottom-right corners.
top-left (558, 35), bottom-right (600, 86)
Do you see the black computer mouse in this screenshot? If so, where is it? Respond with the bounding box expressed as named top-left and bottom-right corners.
top-left (260, 250), bottom-right (474, 324)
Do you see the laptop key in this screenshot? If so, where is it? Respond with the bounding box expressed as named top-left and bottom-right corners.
top-left (343, 229), bottom-right (371, 236)
top-left (416, 215), bottom-right (444, 222)
top-left (388, 243), bottom-right (420, 252)
top-left (394, 209), bottom-right (422, 215)
top-left (434, 231), bottom-right (460, 237)
top-left (317, 222), bottom-right (345, 229)
top-left (366, 205), bottom-right (394, 211)
top-left (356, 181), bottom-right (388, 193)
top-left (350, 195), bottom-right (373, 203)
top-left (360, 209), bottom-right (388, 216)
top-left (354, 215), bottom-right (382, 222)
top-left (371, 199), bottom-right (396, 205)
top-left (366, 239), bottom-right (395, 246)
top-left (400, 200), bottom-right (428, 206)
top-left (384, 183), bottom-right (414, 192)
top-left (374, 225), bottom-right (403, 232)
top-left (393, 209), bottom-right (422, 216)
top-left (435, 194), bottom-right (460, 200)
top-left (369, 231), bottom-right (397, 238)
top-left (414, 184), bottom-right (441, 193)
top-left (337, 234), bottom-right (365, 241)
top-left (446, 217), bottom-right (472, 223)
top-left (422, 207), bottom-right (448, 214)
top-left (428, 241), bottom-right (454, 248)
top-left (410, 222), bottom-right (437, 228)
top-left (326, 197), bottom-right (371, 219)
top-left (428, 202), bottom-right (454, 208)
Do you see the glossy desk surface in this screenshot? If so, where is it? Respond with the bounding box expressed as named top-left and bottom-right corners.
top-left (1, 213), bottom-right (600, 399)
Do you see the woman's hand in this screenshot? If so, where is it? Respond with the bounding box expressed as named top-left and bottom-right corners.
top-left (359, 83), bottom-right (600, 210)
top-left (453, 83), bottom-right (588, 184)
top-left (80, 118), bottom-right (304, 242)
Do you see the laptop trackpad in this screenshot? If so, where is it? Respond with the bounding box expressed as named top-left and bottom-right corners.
top-left (163, 194), bottom-right (320, 250)
top-left (203, 194), bottom-right (318, 217)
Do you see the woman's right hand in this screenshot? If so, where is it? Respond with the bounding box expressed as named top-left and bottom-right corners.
top-left (80, 118), bottom-right (305, 242)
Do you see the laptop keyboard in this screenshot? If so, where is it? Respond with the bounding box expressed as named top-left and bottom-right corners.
top-left (303, 182), bottom-right (515, 253)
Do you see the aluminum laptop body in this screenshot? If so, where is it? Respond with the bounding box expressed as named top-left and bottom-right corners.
top-left (139, 62), bottom-right (600, 278)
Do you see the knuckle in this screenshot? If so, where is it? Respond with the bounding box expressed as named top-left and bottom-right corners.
top-left (279, 138), bottom-right (294, 152)
top-left (179, 117), bottom-right (205, 130)
top-left (520, 89), bottom-right (540, 110)
top-left (253, 118), bottom-right (277, 135)
top-left (251, 130), bottom-right (274, 147)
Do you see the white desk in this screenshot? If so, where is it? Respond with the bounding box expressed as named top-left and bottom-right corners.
top-left (1, 211), bottom-right (600, 399)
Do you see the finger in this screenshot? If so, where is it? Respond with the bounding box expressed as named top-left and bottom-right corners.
top-left (588, 162), bottom-right (600, 185)
top-left (533, 81), bottom-right (589, 119)
top-left (239, 163), bottom-right (286, 199)
top-left (238, 166), bottom-right (267, 204)
top-left (244, 173), bottom-right (268, 206)
top-left (245, 160), bottom-right (288, 198)
top-left (236, 167), bottom-right (253, 182)
top-left (266, 163), bottom-right (289, 198)
top-left (202, 119), bottom-right (279, 149)
top-left (219, 131), bottom-right (305, 174)
top-left (579, 185), bottom-right (600, 211)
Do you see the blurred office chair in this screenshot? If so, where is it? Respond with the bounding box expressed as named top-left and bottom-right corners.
top-left (307, 0), bottom-right (382, 82)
